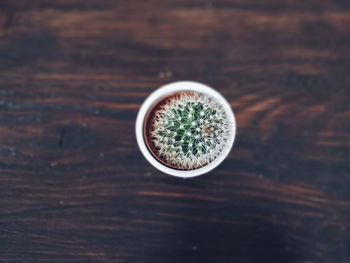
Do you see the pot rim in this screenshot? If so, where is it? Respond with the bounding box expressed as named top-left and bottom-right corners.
top-left (135, 81), bottom-right (236, 178)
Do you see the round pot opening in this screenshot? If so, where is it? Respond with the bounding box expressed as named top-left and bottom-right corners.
top-left (136, 81), bottom-right (236, 178)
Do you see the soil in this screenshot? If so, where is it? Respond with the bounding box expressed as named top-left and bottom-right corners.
top-left (143, 91), bottom-right (208, 171)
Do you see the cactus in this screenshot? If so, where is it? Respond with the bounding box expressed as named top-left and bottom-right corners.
top-left (150, 92), bottom-right (231, 170)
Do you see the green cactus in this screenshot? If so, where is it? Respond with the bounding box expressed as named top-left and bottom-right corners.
top-left (151, 92), bottom-right (231, 170)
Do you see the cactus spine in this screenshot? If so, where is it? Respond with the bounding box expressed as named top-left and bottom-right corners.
top-left (151, 92), bottom-right (231, 170)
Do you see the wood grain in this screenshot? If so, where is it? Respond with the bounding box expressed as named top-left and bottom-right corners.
top-left (0, 0), bottom-right (349, 262)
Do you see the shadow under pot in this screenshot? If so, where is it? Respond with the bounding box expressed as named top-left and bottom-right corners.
top-left (136, 81), bottom-right (236, 178)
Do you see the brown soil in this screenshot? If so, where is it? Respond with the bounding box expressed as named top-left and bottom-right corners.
top-left (143, 91), bottom-right (201, 171)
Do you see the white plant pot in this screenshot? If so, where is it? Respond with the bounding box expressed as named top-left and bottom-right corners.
top-left (135, 81), bottom-right (236, 178)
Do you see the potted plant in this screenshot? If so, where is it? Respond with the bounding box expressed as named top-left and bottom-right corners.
top-left (135, 81), bottom-right (236, 178)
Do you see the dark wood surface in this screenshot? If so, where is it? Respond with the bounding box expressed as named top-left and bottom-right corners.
top-left (1, 0), bottom-right (350, 262)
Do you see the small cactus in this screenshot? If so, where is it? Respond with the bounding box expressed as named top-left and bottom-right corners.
top-left (150, 92), bottom-right (232, 170)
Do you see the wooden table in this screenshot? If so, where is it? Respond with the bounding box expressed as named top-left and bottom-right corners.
top-left (1, 1), bottom-right (349, 262)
